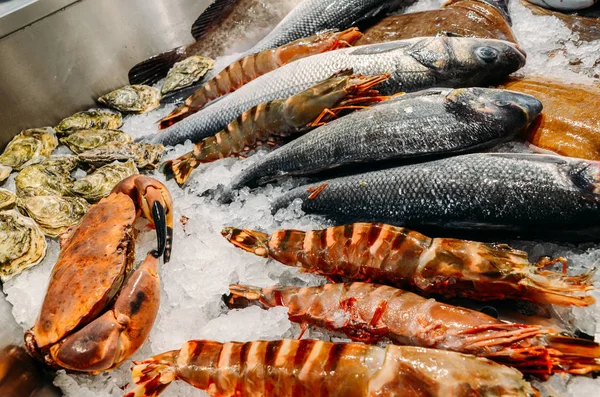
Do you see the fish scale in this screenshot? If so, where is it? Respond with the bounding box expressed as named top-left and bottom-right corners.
top-left (272, 153), bottom-right (600, 240)
top-left (231, 87), bottom-right (542, 188)
top-left (147, 37), bottom-right (525, 146)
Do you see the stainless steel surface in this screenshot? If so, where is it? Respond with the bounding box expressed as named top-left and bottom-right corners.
top-left (0, 0), bottom-right (211, 148)
top-left (0, 0), bottom-right (77, 38)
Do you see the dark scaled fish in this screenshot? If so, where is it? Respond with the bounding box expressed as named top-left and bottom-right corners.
top-left (144, 37), bottom-right (526, 146)
top-left (231, 87), bottom-right (542, 188)
top-left (272, 153), bottom-right (600, 241)
top-left (128, 0), bottom-right (298, 85)
top-left (356, 0), bottom-right (517, 46)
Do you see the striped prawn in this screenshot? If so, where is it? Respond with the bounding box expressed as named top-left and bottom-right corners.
top-left (161, 71), bottom-right (392, 186)
top-left (158, 28), bottom-right (363, 129)
top-left (221, 223), bottom-right (595, 306)
top-left (124, 339), bottom-right (538, 397)
top-left (225, 282), bottom-right (600, 375)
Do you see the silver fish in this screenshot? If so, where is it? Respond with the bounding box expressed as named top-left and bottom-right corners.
top-left (147, 37), bottom-right (526, 146)
top-left (232, 88), bottom-right (543, 188)
top-left (272, 153), bottom-right (600, 241)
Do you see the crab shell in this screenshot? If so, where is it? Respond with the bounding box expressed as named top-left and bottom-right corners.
top-left (24, 175), bottom-right (172, 373)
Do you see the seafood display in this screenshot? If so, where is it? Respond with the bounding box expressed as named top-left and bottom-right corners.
top-left (225, 282), bottom-right (600, 374)
top-left (160, 56), bottom-right (215, 95)
top-left (78, 143), bottom-right (164, 169)
top-left (55, 108), bottom-right (123, 135)
top-left (0, 127), bottom-right (57, 170)
top-left (150, 37), bottom-right (526, 146)
top-left (98, 85), bottom-right (161, 114)
top-left (24, 175), bottom-right (173, 373)
top-left (60, 129), bottom-right (133, 154)
top-left (17, 196), bottom-right (90, 238)
top-left (73, 160), bottom-right (139, 202)
top-left (231, 87), bottom-right (542, 188)
top-left (15, 156), bottom-right (79, 198)
top-left (124, 339), bottom-right (537, 397)
top-left (222, 223), bottom-right (594, 306)
top-left (158, 29), bottom-right (362, 129)
top-left (356, 0), bottom-right (516, 46)
top-left (272, 153), bottom-right (600, 240)
top-left (128, 0), bottom-right (298, 85)
top-left (0, 189), bottom-right (16, 210)
top-left (162, 71), bottom-right (392, 185)
top-left (499, 77), bottom-right (600, 160)
top-left (0, 210), bottom-right (47, 282)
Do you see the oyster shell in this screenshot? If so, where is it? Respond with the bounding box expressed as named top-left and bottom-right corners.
top-left (0, 189), bottom-right (16, 210)
top-left (55, 108), bottom-right (123, 135)
top-left (0, 164), bottom-right (10, 184)
top-left (60, 129), bottom-right (133, 154)
top-left (78, 143), bottom-right (164, 169)
top-left (73, 160), bottom-right (138, 202)
top-left (15, 156), bottom-right (79, 197)
top-left (17, 195), bottom-right (90, 237)
top-left (98, 85), bottom-right (161, 113)
top-left (0, 127), bottom-right (58, 170)
top-left (0, 209), bottom-right (47, 282)
top-left (161, 56), bottom-right (215, 95)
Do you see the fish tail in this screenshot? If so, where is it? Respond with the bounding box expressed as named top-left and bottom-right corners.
top-left (221, 227), bottom-right (270, 257)
top-left (191, 0), bottom-right (240, 41)
top-left (124, 351), bottom-right (178, 397)
top-left (160, 152), bottom-right (198, 186)
top-left (223, 284), bottom-right (271, 309)
top-left (129, 46), bottom-right (187, 85)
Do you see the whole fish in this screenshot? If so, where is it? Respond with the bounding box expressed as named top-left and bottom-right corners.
top-left (144, 37), bottom-right (526, 146)
top-left (356, 0), bottom-right (516, 46)
top-left (500, 77), bottom-right (600, 161)
top-left (272, 153), bottom-right (600, 241)
top-left (231, 87), bottom-right (542, 188)
top-left (128, 0), bottom-right (298, 85)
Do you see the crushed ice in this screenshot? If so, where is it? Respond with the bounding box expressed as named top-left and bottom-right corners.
top-left (2, 1), bottom-right (600, 396)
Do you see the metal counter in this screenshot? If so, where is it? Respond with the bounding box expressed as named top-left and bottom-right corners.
top-left (0, 0), bottom-right (210, 148)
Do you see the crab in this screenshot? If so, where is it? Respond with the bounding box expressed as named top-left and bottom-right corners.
top-left (24, 175), bottom-right (173, 373)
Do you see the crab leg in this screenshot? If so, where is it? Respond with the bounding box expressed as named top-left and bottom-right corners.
top-left (111, 175), bottom-right (174, 263)
top-left (48, 252), bottom-right (161, 373)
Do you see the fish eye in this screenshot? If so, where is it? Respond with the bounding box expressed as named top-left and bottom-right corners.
top-left (493, 100), bottom-right (510, 107)
top-left (476, 47), bottom-right (499, 62)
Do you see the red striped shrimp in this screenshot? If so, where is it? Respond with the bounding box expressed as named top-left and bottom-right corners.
top-left (124, 339), bottom-right (539, 397)
top-left (158, 28), bottom-right (363, 129)
top-left (221, 223), bottom-right (595, 306)
top-left (160, 71), bottom-right (392, 186)
top-left (225, 282), bottom-right (600, 375)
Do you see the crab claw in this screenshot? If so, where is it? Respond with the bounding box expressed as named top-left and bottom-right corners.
top-left (111, 175), bottom-right (173, 263)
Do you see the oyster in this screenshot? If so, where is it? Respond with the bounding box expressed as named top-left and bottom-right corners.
top-left (79, 143), bottom-right (164, 169)
top-left (17, 195), bottom-right (90, 237)
top-left (73, 160), bottom-right (138, 202)
top-left (98, 85), bottom-right (161, 113)
top-left (0, 189), bottom-right (16, 210)
top-left (161, 56), bottom-right (215, 95)
top-left (0, 164), bottom-right (10, 184)
top-left (0, 127), bottom-right (58, 170)
top-left (60, 129), bottom-right (133, 154)
top-left (15, 156), bottom-right (79, 197)
top-left (0, 209), bottom-right (47, 282)
top-left (55, 108), bottom-right (123, 135)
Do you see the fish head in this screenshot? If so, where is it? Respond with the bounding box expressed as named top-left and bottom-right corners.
top-left (408, 37), bottom-right (525, 86)
top-left (445, 87), bottom-right (543, 130)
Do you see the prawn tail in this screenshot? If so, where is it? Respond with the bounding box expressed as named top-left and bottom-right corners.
top-left (519, 267), bottom-right (596, 307)
top-left (220, 227), bottom-right (269, 257)
top-left (124, 351), bottom-right (178, 397)
top-left (223, 284), bottom-right (270, 309)
top-left (158, 105), bottom-right (193, 130)
top-left (160, 152), bottom-right (198, 186)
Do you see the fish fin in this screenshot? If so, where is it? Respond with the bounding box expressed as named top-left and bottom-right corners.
top-left (191, 0), bottom-right (239, 41)
top-left (128, 46), bottom-right (187, 85)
